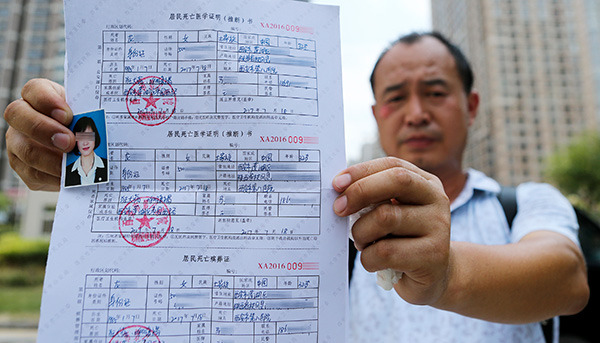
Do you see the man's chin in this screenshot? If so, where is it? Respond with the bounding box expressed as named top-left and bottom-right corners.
top-left (386, 146), bottom-right (438, 170)
top-left (396, 153), bottom-right (436, 173)
top-left (412, 158), bottom-right (435, 173)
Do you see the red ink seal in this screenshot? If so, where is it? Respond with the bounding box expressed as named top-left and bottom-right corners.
top-left (126, 76), bottom-right (176, 126)
top-left (118, 196), bottom-right (172, 247)
top-left (109, 325), bottom-right (161, 343)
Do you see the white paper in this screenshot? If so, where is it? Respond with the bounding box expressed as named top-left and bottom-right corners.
top-left (38, 1), bottom-right (347, 342)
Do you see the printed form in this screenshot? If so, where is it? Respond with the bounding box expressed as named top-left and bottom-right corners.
top-left (38, 1), bottom-right (347, 342)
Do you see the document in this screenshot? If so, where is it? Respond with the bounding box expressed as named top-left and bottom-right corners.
top-left (38, 1), bottom-right (347, 342)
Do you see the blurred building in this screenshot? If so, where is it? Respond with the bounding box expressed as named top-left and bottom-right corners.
top-left (432, 0), bottom-right (600, 185)
top-left (350, 138), bottom-right (385, 166)
top-left (0, 0), bottom-right (65, 236)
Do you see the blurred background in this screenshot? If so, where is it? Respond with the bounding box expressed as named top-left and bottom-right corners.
top-left (0, 0), bottom-right (599, 341)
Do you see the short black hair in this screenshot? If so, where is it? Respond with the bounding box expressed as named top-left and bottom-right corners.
top-left (71, 116), bottom-right (101, 155)
top-left (369, 31), bottom-right (474, 95)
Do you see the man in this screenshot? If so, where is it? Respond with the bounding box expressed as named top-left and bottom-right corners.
top-left (3, 32), bottom-right (589, 342)
top-left (331, 32), bottom-right (589, 342)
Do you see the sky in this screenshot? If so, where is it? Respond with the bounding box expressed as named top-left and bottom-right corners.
top-left (310, 0), bottom-right (431, 162)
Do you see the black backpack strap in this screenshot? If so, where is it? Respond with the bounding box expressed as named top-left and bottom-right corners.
top-left (497, 185), bottom-right (555, 343)
top-left (349, 238), bottom-right (358, 283)
top-left (497, 185), bottom-right (518, 228)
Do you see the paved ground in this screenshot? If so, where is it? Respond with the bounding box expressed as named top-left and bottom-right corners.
top-left (0, 328), bottom-right (37, 343)
top-left (0, 316), bottom-right (38, 343)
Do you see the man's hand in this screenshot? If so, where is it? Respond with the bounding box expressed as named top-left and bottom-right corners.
top-left (333, 157), bottom-right (451, 305)
top-left (4, 78), bottom-right (74, 191)
top-left (334, 158), bottom-right (589, 323)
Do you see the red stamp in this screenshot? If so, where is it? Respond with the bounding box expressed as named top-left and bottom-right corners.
top-left (126, 76), bottom-right (176, 126)
top-left (118, 196), bottom-right (172, 247)
top-left (109, 325), bottom-right (160, 343)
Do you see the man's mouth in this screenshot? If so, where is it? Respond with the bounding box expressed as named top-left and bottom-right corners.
top-left (404, 137), bottom-right (435, 149)
top-left (400, 132), bottom-right (441, 149)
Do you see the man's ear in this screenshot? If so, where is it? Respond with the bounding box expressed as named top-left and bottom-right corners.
top-left (371, 103), bottom-right (385, 122)
top-left (467, 90), bottom-right (479, 126)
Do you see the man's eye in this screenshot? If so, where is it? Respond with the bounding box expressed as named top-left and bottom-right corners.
top-left (428, 92), bottom-right (446, 98)
top-left (387, 95), bottom-right (405, 103)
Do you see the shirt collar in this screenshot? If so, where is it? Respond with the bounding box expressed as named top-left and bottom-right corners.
top-left (450, 169), bottom-right (501, 212)
top-left (71, 153), bottom-right (104, 173)
top-left (94, 153), bottom-right (105, 169)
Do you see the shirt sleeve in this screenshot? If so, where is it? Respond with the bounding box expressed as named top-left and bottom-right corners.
top-left (510, 182), bottom-right (579, 245)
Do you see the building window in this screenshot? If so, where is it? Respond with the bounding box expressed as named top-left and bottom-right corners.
top-left (42, 205), bottom-right (55, 234)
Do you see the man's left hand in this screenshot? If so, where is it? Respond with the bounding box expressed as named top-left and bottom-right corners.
top-left (332, 157), bottom-right (452, 305)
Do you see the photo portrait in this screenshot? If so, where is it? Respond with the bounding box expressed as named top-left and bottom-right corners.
top-left (64, 109), bottom-right (109, 188)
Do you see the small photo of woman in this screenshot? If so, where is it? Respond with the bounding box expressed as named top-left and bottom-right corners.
top-left (64, 110), bottom-right (109, 188)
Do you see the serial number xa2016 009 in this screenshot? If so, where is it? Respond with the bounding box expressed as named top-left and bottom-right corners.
top-left (258, 262), bottom-right (305, 270)
top-left (260, 135), bottom-right (305, 143)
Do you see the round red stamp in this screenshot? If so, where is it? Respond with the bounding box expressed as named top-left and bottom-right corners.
top-left (126, 76), bottom-right (176, 126)
top-left (118, 196), bottom-right (172, 247)
top-left (109, 325), bottom-right (161, 343)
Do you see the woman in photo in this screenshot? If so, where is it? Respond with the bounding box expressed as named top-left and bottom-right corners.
top-left (65, 116), bottom-right (108, 187)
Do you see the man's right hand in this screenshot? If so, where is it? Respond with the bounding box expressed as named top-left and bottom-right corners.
top-left (4, 78), bottom-right (74, 191)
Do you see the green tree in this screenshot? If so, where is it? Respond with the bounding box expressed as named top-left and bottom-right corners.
top-left (545, 132), bottom-right (600, 219)
top-left (0, 192), bottom-right (16, 233)
top-left (0, 192), bottom-right (11, 213)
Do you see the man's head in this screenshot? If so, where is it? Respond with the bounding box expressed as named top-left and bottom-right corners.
top-left (370, 32), bottom-right (474, 95)
top-left (370, 31), bottom-right (479, 176)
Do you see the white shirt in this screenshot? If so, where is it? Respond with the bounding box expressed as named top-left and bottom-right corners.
top-left (349, 169), bottom-right (579, 343)
top-left (71, 152), bottom-right (105, 185)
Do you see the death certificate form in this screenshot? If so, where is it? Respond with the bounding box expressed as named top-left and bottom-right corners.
top-left (38, 1), bottom-right (347, 342)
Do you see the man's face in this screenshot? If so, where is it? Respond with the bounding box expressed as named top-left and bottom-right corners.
top-left (371, 37), bottom-right (478, 175)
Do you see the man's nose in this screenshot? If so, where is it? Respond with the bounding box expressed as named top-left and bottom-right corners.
top-left (404, 95), bottom-right (430, 126)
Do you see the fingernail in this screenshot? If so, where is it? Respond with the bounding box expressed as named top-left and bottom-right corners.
top-left (51, 133), bottom-right (70, 151)
top-left (333, 173), bottom-right (351, 189)
top-left (50, 109), bottom-right (67, 123)
top-left (333, 195), bottom-right (347, 214)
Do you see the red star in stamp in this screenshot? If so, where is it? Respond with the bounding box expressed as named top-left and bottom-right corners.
top-left (136, 213), bottom-right (154, 229)
top-left (142, 94), bottom-right (159, 109)
top-left (119, 196), bottom-right (171, 248)
top-left (126, 76), bottom-right (176, 126)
